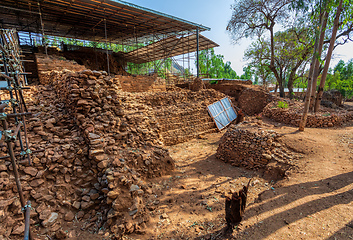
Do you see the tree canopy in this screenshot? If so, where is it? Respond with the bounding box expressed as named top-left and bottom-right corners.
top-left (326, 59), bottom-right (353, 98)
top-left (198, 49), bottom-right (239, 79)
top-left (244, 26), bottom-right (313, 96)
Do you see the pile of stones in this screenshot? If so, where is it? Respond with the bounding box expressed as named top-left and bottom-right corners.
top-left (263, 100), bottom-right (353, 128)
top-left (216, 123), bottom-right (301, 179)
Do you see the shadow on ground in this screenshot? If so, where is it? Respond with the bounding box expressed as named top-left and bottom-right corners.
top-left (195, 171), bottom-right (353, 240)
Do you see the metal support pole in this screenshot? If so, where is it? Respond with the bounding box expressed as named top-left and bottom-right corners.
top-left (24, 201), bottom-right (31, 240)
top-left (3, 136), bottom-right (33, 240)
top-left (188, 32), bottom-right (190, 81)
top-left (196, 27), bottom-right (199, 78)
top-left (37, 1), bottom-right (47, 56)
top-left (104, 18), bottom-right (110, 75)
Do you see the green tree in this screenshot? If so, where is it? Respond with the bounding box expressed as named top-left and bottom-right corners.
top-left (240, 66), bottom-right (253, 80)
top-left (244, 27), bottom-right (313, 97)
top-left (326, 59), bottom-right (353, 98)
top-left (198, 48), bottom-right (239, 79)
top-left (227, 0), bottom-right (295, 95)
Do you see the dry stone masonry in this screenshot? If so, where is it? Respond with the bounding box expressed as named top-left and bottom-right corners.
top-left (0, 68), bottom-right (225, 239)
top-left (216, 123), bottom-right (302, 179)
top-left (263, 100), bottom-right (353, 128)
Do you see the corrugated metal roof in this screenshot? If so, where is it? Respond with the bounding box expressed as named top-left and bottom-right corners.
top-left (0, 0), bottom-right (210, 44)
top-left (123, 34), bottom-right (218, 64)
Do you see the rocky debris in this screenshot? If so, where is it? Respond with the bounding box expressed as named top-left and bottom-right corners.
top-left (0, 68), bottom-right (225, 239)
top-left (216, 123), bottom-right (301, 179)
top-left (0, 82), bottom-right (100, 239)
top-left (36, 53), bottom-right (86, 84)
top-left (263, 100), bottom-right (353, 128)
top-left (189, 77), bottom-right (204, 91)
top-left (322, 90), bottom-right (343, 107)
top-left (238, 88), bottom-right (276, 116)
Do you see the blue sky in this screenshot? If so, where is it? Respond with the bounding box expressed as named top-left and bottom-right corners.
top-left (125, 0), bottom-right (353, 75)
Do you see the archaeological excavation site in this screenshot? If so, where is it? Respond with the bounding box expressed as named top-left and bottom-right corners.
top-left (1, 1), bottom-right (353, 240)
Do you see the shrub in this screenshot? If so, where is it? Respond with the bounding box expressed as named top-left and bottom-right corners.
top-left (277, 101), bottom-right (289, 109)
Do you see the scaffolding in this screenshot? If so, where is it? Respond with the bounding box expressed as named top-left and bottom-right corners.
top-left (0, 28), bottom-right (39, 240)
top-left (0, 0), bottom-right (219, 84)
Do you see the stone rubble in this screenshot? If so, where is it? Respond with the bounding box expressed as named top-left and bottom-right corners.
top-left (263, 100), bottom-right (353, 128)
top-left (216, 123), bottom-right (302, 179)
top-left (0, 69), bottom-right (225, 239)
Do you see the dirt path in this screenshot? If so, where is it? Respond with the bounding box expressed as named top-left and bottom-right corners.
top-left (128, 119), bottom-right (353, 240)
top-left (232, 121), bottom-right (353, 240)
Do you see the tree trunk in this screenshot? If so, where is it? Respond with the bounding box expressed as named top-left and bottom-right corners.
top-left (225, 179), bottom-right (251, 231)
top-left (288, 68), bottom-right (296, 99)
top-left (299, 36), bottom-right (320, 131)
top-left (314, 0), bottom-right (343, 112)
top-left (288, 57), bottom-right (308, 100)
top-left (310, 11), bottom-right (329, 110)
top-left (279, 81), bottom-right (285, 98)
top-left (268, 24), bottom-right (284, 98)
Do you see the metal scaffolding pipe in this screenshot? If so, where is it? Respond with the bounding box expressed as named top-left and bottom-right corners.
top-left (24, 201), bottom-right (31, 240)
top-left (37, 1), bottom-right (47, 56)
top-left (196, 27), bottom-right (199, 78)
top-left (104, 18), bottom-right (110, 75)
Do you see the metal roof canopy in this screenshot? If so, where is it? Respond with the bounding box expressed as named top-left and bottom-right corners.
top-left (123, 33), bottom-right (219, 64)
top-left (0, 0), bottom-right (210, 45)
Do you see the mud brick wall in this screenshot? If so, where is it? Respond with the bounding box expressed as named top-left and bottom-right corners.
top-left (322, 90), bottom-right (343, 106)
top-left (204, 80), bottom-right (251, 100)
top-left (205, 83), bottom-right (244, 100)
top-left (118, 75), bottom-right (166, 92)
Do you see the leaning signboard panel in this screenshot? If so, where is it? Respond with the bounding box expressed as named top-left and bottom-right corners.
top-left (207, 97), bottom-right (237, 130)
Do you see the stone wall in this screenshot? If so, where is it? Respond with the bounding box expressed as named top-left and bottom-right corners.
top-left (35, 53), bottom-right (86, 84)
top-left (216, 124), bottom-right (301, 179)
top-left (0, 68), bottom-right (229, 238)
top-left (118, 75), bottom-right (166, 93)
top-left (204, 81), bottom-right (274, 116)
top-left (263, 100), bottom-right (353, 127)
top-left (142, 89), bottom-right (226, 145)
top-left (41, 70), bottom-right (223, 146)
top-left (0, 70), bottom-right (177, 239)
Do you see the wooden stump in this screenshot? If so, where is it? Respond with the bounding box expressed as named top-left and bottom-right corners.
top-left (225, 179), bottom-right (251, 231)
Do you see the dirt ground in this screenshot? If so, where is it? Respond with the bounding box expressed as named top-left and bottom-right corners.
top-left (124, 117), bottom-right (353, 240)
